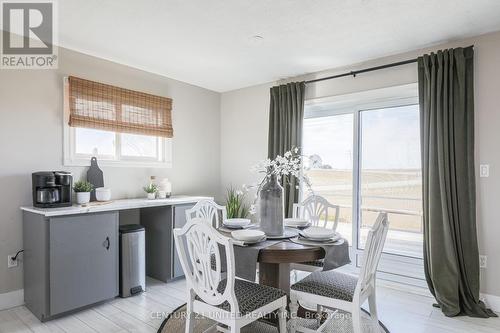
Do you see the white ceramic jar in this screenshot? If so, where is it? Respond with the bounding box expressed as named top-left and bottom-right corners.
top-left (95, 187), bottom-right (112, 201)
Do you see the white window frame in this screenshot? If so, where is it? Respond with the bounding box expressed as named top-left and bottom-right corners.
top-left (303, 83), bottom-right (426, 287)
top-left (62, 77), bottom-right (172, 168)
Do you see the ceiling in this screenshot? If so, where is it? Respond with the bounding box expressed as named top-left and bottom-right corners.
top-left (58, 0), bottom-right (500, 92)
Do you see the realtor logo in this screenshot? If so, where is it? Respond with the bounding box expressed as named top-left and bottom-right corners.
top-left (1, 0), bottom-right (58, 69)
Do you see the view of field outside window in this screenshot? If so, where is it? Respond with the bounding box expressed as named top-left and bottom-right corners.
top-left (303, 104), bottom-right (423, 259)
top-left (302, 113), bottom-right (354, 245)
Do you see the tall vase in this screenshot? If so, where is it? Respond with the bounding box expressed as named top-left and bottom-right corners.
top-left (258, 174), bottom-right (285, 236)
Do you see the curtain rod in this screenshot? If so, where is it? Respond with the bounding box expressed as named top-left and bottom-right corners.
top-left (305, 45), bottom-right (474, 84)
top-left (305, 58), bottom-right (417, 84)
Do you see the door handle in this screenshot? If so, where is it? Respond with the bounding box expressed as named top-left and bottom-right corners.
top-left (103, 236), bottom-right (110, 250)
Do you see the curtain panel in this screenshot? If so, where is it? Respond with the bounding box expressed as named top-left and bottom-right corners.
top-left (418, 46), bottom-right (495, 317)
top-left (268, 81), bottom-right (306, 217)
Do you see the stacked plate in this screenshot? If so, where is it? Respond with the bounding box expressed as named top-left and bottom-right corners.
top-left (299, 226), bottom-right (341, 242)
top-left (284, 218), bottom-right (311, 229)
top-left (223, 218), bottom-right (252, 229)
top-left (231, 230), bottom-right (266, 244)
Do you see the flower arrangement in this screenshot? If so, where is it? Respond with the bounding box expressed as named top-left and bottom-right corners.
top-left (246, 147), bottom-right (313, 214)
top-left (225, 186), bottom-right (250, 218)
top-left (73, 180), bottom-right (94, 193)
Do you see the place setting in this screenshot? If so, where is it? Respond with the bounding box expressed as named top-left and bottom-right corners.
top-left (292, 226), bottom-right (344, 246)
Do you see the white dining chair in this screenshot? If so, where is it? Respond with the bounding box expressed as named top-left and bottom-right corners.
top-left (174, 217), bottom-right (288, 333)
top-left (289, 212), bottom-right (389, 333)
top-left (293, 195), bottom-right (340, 230)
top-left (291, 195), bottom-right (341, 274)
top-left (185, 199), bottom-right (227, 228)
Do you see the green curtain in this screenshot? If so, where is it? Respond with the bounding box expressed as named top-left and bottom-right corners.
top-left (268, 81), bottom-right (306, 217)
top-left (418, 47), bottom-right (496, 318)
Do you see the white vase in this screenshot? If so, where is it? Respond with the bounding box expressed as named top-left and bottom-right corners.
top-left (76, 192), bottom-right (91, 205)
top-left (147, 192), bottom-right (156, 200)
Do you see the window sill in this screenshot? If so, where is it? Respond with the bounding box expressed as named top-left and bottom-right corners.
top-left (63, 158), bottom-right (172, 169)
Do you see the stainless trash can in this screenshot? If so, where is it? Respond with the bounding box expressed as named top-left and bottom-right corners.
top-left (119, 224), bottom-right (145, 297)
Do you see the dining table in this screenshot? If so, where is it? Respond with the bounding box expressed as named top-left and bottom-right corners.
top-left (257, 240), bottom-right (325, 294)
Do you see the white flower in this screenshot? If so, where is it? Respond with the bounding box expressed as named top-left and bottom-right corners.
top-left (236, 190), bottom-right (243, 196)
top-left (249, 204), bottom-right (257, 215)
top-left (294, 147), bottom-right (299, 153)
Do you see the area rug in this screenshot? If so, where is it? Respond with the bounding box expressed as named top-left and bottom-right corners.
top-left (158, 304), bottom-right (390, 333)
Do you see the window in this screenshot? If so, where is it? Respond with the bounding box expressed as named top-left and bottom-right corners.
top-left (66, 127), bottom-right (170, 167)
top-left (303, 84), bottom-right (425, 285)
top-left (63, 77), bottom-right (172, 167)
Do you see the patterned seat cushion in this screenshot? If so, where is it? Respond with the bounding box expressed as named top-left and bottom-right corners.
top-left (196, 279), bottom-right (286, 314)
top-left (291, 270), bottom-right (358, 302)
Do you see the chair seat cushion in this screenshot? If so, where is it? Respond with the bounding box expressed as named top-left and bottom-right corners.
top-left (196, 278), bottom-right (286, 314)
top-left (291, 270), bottom-right (358, 302)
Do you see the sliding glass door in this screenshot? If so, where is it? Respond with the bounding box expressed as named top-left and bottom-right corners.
top-left (302, 85), bottom-right (425, 285)
top-left (302, 113), bottom-right (354, 240)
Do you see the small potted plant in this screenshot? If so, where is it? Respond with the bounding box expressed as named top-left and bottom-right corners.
top-left (73, 180), bottom-right (94, 205)
top-left (143, 183), bottom-right (158, 200)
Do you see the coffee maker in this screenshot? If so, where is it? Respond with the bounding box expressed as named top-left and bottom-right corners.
top-left (32, 172), bottom-right (73, 208)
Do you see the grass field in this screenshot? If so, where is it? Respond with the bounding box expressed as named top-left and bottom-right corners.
top-left (304, 168), bottom-right (423, 258)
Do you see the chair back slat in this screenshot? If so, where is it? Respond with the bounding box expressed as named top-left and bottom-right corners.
top-left (174, 218), bottom-right (238, 312)
top-left (295, 195), bottom-right (340, 230)
top-left (186, 199), bottom-right (228, 228)
top-left (358, 212), bottom-right (389, 292)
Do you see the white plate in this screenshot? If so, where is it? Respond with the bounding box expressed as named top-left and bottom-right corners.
top-left (244, 236), bottom-right (267, 244)
top-left (231, 229), bottom-right (266, 242)
top-left (222, 223), bottom-right (254, 230)
top-left (284, 218), bottom-right (309, 227)
top-left (301, 227), bottom-right (336, 240)
top-left (224, 218), bottom-right (251, 228)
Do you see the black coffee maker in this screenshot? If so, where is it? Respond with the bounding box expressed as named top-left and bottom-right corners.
top-left (32, 172), bottom-right (73, 208)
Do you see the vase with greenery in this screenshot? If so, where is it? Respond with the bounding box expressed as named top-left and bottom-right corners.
top-left (225, 186), bottom-right (249, 218)
top-left (73, 180), bottom-right (94, 205)
top-left (250, 147), bottom-right (312, 236)
top-left (143, 183), bottom-right (158, 200)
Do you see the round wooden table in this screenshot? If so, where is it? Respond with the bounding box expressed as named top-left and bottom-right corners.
top-left (258, 241), bottom-right (325, 294)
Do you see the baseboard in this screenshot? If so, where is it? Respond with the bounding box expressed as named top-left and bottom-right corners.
top-left (0, 289), bottom-right (24, 311)
top-left (481, 293), bottom-right (500, 312)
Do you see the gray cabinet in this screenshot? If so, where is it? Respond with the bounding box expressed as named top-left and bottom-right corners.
top-left (49, 213), bottom-right (118, 316)
top-left (140, 203), bottom-right (194, 282)
top-left (172, 204), bottom-right (192, 279)
top-left (23, 211), bottom-right (118, 321)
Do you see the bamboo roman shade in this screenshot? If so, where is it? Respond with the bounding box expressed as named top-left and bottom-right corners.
top-left (68, 76), bottom-right (173, 138)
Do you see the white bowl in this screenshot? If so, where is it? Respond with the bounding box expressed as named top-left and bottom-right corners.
top-left (95, 187), bottom-right (111, 201)
top-left (231, 230), bottom-right (265, 242)
top-left (301, 227), bottom-right (336, 240)
top-left (224, 218), bottom-right (251, 228)
top-left (284, 218), bottom-right (309, 227)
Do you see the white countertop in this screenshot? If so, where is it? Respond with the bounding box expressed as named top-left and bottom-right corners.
top-left (20, 195), bottom-right (212, 217)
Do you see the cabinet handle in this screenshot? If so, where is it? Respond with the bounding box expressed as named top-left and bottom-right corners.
top-left (104, 237), bottom-right (110, 250)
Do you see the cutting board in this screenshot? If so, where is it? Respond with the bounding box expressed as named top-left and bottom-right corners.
top-left (87, 157), bottom-right (104, 201)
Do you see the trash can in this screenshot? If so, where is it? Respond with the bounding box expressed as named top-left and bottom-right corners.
top-left (119, 224), bottom-right (145, 298)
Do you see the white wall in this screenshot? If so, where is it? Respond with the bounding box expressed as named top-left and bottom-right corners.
top-left (220, 30), bottom-right (500, 297)
top-left (0, 47), bottom-right (221, 295)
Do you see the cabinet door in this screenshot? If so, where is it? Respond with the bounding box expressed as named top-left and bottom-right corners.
top-left (49, 212), bottom-right (118, 315)
top-left (172, 204), bottom-right (193, 279)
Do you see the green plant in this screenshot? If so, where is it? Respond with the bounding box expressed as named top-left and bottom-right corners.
top-left (225, 186), bottom-right (249, 218)
top-left (143, 183), bottom-right (158, 194)
top-left (73, 180), bottom-right (94, 193)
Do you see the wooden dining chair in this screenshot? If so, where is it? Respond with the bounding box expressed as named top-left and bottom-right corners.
top-left (289, 212), bottom-right (389, 333)
top-left (291, 195), bottom-right (341, 274)
top-left (185, 199), bottom-right (227, 228)
top-left (174, 217), bottom-right (288, 333)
